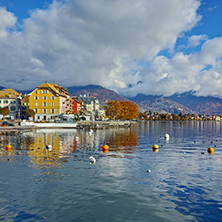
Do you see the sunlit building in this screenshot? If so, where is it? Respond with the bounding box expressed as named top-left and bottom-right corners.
top-left (0, 88), bottom-right (22, 119)
top-left (29, 82), bottom-right (66, 121)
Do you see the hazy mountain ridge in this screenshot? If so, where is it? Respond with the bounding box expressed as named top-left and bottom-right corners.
top-left (67, 85), bottom-right (222, 115)
top-left (12, 84), bottom-right (222, 115)
top-left (67, 85), bottom-right (127, 104)
top-left (128, 94), bottom-right (192, 114)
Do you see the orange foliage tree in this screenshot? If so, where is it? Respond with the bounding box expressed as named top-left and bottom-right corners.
top-left (104, 100), bottom-right (139, 120)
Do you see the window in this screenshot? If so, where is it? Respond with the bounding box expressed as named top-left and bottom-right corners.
top-left (50, 102), bottom-right (54, 106)
top-left (35, 91), bottom-right (38, 94)
top-left (51, 96), bottom-right (55, 100)
top-left (51, 109), bottom-right (55, 114)
top-left (43, 109), bottom-right (47, 113)
top-left (10, 100), bottom-right (16, 104)
top-left (34, 96), bottom-right (38, 100)
top-left (34, 109), bottom-right (38, 113)
top-left (42, 102), bottom-right (47, 106)
top-left (0, 100), bottom-right (1, 103)
top-left (10, 106), bottom-right (16, 111)
top-left (3, 100), bottom-right (8, 104)
top-left (35, 102), bottom-right (38, 106)
top-left (42, 96), bottom-right (47, 100)
top-left (41, 90), bottom-right (48, 94)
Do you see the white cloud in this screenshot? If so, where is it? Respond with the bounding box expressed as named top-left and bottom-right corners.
top-left (2, 0), bottom-right (218, 99)
top-left (188, 34), bottom-right (208, 47)
top-left (123, 36), bottom-right (222, 98)
top-left (0, 7), bottom-right (17, 39)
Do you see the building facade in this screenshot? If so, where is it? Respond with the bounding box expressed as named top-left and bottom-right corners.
top-left (0, 89), bottom-right (22, 119)
top-left (29, 83), bottom-right (66, 121)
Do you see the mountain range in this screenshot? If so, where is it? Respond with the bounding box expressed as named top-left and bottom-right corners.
top-left (2, 84), bottom-right (222, 115)
top-left (67, 85), bottom-right (222, 115)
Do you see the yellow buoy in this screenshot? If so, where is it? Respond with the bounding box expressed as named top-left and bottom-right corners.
top-left (152, 144), bottom-right (159, 149)
top-left (152, 148), bottom-right (159, 152)
top-left (207, 147), bottom-right (214, 154)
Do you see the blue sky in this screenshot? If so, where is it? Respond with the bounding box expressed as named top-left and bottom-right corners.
top-left (1, 0), bottom-right (53, 21)
top-left (0, 0), bottom-right (222, 98)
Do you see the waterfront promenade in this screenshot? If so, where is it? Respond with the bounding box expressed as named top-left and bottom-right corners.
top-left (0, 120), bottom-right (131, 131)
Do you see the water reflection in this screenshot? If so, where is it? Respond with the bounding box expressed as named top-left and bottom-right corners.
top-left (0, 122), bottom-right (222, 221)
top-left (0, 127), bottom-right (139, 166)
top-left (106, 128), bottom-right (138, 153)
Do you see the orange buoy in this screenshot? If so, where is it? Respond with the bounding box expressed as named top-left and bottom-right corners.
top-left (152, 144), bottom-right (159, 149)
top-left (103, 149), bottom-right (109, 153)
top-left (207, 147), bottom-right (214, 154)
top-left (6, 144), bottom-right (12, 151)
top-left (102, 145), bottom-right (109, 151)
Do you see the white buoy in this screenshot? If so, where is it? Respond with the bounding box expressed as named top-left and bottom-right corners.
top-left (46, 145), bottom-right (52, 151)
top-left (146, 169), bottom-right (151, 173)
top-left (165, 134), bottom-right (170, 140)
top-left (89, 156), bottom-right (96, 164)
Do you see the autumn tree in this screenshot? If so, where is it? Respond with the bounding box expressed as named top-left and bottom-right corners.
top-left (104, 100), bottom-right (119, 120)
top-left (104, 100), bottom-right (139, 120)
top-left (0, 107), bottom-right (10, 119)
top-left (25, 109), bottom-right (36, 120)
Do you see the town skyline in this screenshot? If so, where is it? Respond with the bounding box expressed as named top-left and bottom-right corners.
top-left (0, 0), bottom-right (222, 98)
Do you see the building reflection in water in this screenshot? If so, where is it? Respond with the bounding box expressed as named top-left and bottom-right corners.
top-left (28, 133), bottom-right (61, 169)
top-left (0, 127), bottom-right (139, 166)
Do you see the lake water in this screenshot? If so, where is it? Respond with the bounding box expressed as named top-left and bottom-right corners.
top-left (0, 121), bottom-right (222, 222)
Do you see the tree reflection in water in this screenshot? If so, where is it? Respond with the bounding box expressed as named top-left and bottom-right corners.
top-left (105, 128), bottom-right (138, 154)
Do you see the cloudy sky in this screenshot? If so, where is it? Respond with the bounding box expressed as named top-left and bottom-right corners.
top-left (0, 0), bottom-right (222, 97)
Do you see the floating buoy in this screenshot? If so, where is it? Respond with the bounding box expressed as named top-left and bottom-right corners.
top-left (89, 156), bottom-right (96, 164)
top-left (152, 148), bottom-right (159, 152)
top-left (46, 145), bottom-right (52, 151)
top-left (102, 145), bottom-right (109, 151)
top-left (6, 144), bottom-right (12, 151)
top-left (146, 169), bottom-right (151, 173)
top-left (152, 144), bottom-right (159, 149)
top-left (74, 136), bottom-right (79, 141)
top-left (103, 149), bottom-right (109, 153)
top-left (207, 147), bottom-right (214, 155)
top-left (165, 134), bottom-right (170, 140)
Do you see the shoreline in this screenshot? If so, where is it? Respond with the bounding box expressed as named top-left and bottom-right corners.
top-left (0, 120), bottom-right (132, 131)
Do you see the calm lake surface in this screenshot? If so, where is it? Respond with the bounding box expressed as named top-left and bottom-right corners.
top-left (0, 121), bottom-right (222, 222)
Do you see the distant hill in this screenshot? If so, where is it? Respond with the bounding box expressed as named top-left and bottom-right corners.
top-left (68, 85), bottom-right (222, 115)
top-left (0, 86), bottom-right (4, 90)
top-left (127, 94), bottom-right (193, 114)
top-left (168, 91), bottom-right (222, 115)
top-left (13, 83), bottom-right (222, 115)
top-left (67, 84), bottom-right (127, 104)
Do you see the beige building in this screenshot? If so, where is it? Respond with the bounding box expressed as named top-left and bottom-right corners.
top-left (0, 89), bottom-right (22, 119)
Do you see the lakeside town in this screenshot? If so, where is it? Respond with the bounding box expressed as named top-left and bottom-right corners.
top-left (0, 82), bottom-right (222, 128)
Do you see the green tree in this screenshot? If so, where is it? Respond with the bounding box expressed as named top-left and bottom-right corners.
top-left (0, 107), bottom-right (10, 119)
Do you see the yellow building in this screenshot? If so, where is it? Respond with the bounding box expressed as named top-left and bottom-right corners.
top-left (29, 83), bottom-right (66, 121)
